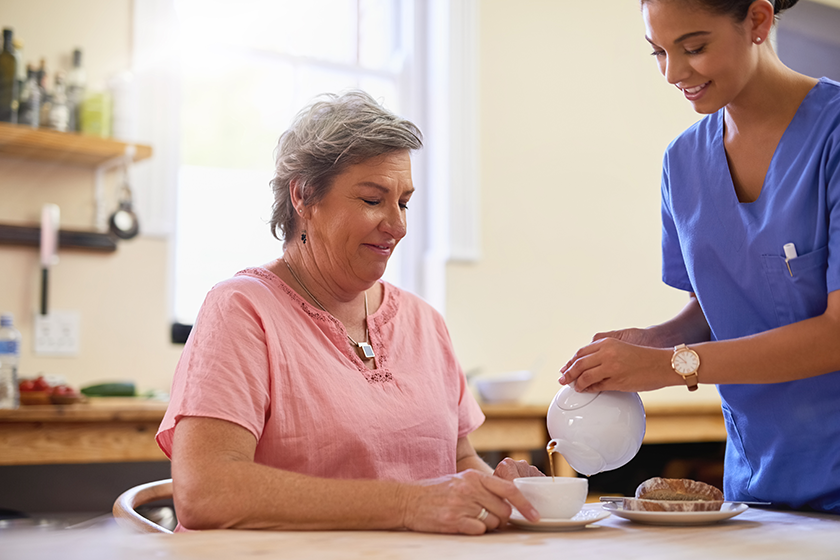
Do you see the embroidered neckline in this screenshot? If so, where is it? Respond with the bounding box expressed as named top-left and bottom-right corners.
top-left (237, 267), bottom-right (398, 384)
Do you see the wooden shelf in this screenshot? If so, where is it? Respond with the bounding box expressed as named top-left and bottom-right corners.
top-left (0, 223), bottom-right (117, 252)
top-left (0, 123), bottom-right (153, 251)
top-left (0, 122), bottom-right (152, 167)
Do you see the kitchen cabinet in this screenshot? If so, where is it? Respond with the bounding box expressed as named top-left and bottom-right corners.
top-left (0, 122), bottom-right (153, 252)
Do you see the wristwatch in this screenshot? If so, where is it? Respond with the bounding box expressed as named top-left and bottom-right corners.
top-left (671, 344), bottom-right (700, 392)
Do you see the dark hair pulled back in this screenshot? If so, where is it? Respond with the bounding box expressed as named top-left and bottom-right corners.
top-left (687, 0), bottom-right (800, 21)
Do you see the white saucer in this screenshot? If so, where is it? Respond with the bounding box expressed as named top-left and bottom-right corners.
top-left (603, 502), bottom-right (749, 526)
top-left (509, 504), bottom-right (611, 531)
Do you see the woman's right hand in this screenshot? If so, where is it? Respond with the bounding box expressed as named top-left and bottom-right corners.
top-left (558, 327), bottom-right (656, 382)
top-left (401, 469), bottom-right (539, 535)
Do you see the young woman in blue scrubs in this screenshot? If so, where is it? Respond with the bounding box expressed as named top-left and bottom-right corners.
top-left (559, 0), bottom-right (840, 514)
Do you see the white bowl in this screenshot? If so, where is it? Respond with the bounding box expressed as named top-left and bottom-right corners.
top-left (474, 370), bottom-right (532, 403)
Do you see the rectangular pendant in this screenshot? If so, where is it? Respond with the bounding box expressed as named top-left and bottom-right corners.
top-left (359, 342), bottom-right (375, 359)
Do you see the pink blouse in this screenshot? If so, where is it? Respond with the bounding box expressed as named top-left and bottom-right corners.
top-left (157, 267), bottom-right (485, 482)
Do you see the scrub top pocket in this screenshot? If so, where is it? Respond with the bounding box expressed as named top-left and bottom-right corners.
top-left (761, 245), bottom-right (829, 327)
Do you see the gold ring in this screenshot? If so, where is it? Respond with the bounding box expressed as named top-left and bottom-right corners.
top-left (477, 507), bottom-right (489, 522)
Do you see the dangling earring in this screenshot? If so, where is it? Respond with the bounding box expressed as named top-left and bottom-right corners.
top-left (301, 230), bottom-right (307, 244)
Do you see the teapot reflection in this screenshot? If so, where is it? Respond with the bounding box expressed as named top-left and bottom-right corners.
top-left (546, 383), bottom-right (646, 476)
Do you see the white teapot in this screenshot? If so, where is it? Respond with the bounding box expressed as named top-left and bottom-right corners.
top-left (546, 383), bottom-right (646, 476)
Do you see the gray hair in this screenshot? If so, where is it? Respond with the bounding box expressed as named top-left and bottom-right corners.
top-left (269, 90), bottom-right (423, 245)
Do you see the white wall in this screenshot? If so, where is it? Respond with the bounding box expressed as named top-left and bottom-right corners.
top-left (447, 0), bottom-right (702, 402)
top-left (0, 0), bottom-right (183, 392)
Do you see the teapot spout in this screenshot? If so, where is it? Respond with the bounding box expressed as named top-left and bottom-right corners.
top-left (547, 438), bottom-right (607, 477)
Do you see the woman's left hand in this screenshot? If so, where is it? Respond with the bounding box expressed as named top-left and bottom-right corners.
top-left (493, 458), bottom-right (544, 481)
top-left (558, 336), bottom-right (674, 393)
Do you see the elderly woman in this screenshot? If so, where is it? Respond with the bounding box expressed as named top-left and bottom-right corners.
top-left (157, 90), bottom-right (542, 534)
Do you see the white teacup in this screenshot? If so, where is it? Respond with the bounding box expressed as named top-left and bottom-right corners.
top-left (514, 476), bottom-right (588, 519)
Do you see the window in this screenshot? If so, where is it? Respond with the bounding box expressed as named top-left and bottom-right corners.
top-left (131, 0), bottom-right (479, 333)
top-left (171, 0), bottom-right (416, 324)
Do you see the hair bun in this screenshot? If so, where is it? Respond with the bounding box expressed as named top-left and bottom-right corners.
top-left (775, 0), bottom-right (801, 15)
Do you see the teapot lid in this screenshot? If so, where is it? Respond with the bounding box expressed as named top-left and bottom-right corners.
top-left (553, 383), bottom-right (600, 411)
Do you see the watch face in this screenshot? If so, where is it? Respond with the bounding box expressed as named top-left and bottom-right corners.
top-left (673, 349), bottom-right (700, 375)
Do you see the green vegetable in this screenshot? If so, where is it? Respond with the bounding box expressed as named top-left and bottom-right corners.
top-left (80, 382), bottom-right (136, 397)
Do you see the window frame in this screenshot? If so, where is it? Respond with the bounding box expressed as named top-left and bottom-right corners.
top-left (130, 0), bottom-right (480, 342)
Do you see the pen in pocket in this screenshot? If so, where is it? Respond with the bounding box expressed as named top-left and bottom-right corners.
top-left (783, 243), bottom-right (798, 276)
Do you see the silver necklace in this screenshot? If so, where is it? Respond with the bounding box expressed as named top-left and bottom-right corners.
top-left (284, 259), bottom-right (375, 360)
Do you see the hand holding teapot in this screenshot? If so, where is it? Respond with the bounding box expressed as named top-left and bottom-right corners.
top-left (546, 383), bottom-right (646, 476)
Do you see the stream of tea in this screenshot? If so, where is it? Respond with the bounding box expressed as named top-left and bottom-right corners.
top-left (546, 440), bottom-right (557, 481)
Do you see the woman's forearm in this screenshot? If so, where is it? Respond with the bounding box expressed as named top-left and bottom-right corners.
top-left (646, 293), bottom-right (712, 348)
top-left (455, 435), bottom-right (493, 474)
top-left (175, 458), bottom-right (411, 531)
top-left (173, 417), bottom-right (542, 534)
top-left (456, 454), bottom-right (493, 475)
top-left (562, 292), bottom-right (840, 392)
top-left (692, 298), bottom-right (840, 385)
top-left (172, 417), bottom-right (412, 531)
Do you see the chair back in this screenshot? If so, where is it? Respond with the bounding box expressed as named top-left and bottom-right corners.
top-left (112, 478), bottom-right (174, 534)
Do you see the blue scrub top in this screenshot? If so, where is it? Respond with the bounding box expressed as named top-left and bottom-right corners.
top-left (660, 77), bottom-right (840, 513)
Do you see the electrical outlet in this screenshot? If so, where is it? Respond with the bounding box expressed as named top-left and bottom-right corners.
top-left (33, 311), bottom-right (80, 356)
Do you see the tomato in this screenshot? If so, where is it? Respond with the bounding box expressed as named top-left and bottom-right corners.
top-left (31, 376), bottom-right (51, 392)
top-left (51, 384), bottom-right (78, 396)
top-left (18, 379), bottom-right (36, 392)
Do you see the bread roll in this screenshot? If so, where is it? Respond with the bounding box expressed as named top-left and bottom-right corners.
top-left (623, 477), bottom-right (724, 512)
top-left (635, 477), bottom-right (724, 501)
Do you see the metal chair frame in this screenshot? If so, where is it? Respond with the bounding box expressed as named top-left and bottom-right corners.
top-left (112, 478), bottom-right (174, 534)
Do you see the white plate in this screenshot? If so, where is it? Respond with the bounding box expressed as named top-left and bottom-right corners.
top-left (509, 504), bottom-right (611, 531)
top-left (603, 502), bottom-right (749, 526)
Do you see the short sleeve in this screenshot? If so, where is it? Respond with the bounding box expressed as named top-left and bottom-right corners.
top-left (457, 365), bottom-right (485, 439)
top-left (156, 278), bottom-right (272, 458)
top-left (661, 148), bottom-right (694, 293)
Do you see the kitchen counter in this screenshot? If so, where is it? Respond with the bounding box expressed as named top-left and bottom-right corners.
top-left (2, 507), bottom-right (838, 560)
top-left (1, 391), bottom-right (726, 469)
top-left (0, 397), bottom-right (169, 465)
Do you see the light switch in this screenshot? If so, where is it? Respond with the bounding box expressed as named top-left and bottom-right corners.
top-left (33, 311), bottom-right (80, 356)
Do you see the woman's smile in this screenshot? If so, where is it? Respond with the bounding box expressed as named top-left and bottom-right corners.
top-left (364, 241), bottom-right (395, 255)
top-left (680, 81), bottom-right (711, 101)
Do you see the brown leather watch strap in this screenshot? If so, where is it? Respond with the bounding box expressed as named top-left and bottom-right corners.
top-left (683, 372), bottom-right (699, 391)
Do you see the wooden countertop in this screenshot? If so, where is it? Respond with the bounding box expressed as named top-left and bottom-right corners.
top-left (1, 392), bottom-right (725, 467)
top-left (479, 397), bottom-right (723, 417)
top-left (2, 507), bottom-right (838, 560)
top-left (0, 397), bottom-right (170, 465)
top-left (2, 387), bottom-right (720, 423)
top-left (0, 397), bottom-right (169, 423)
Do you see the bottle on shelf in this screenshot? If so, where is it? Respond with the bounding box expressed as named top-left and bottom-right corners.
top-left (0, 27), bottom-right (19, 123)
top-left (48, 71), bottom-right (70, 132)
top-left (37, 58), bottom-right (51, 128)
top-left (67, 48), bottom-right (86, 132)
top-left (81, 89), bottom-right (112, 138)
top-left (12, 37), bottom-right (24, 99)
top-left (0, 312), bottom-right (22, 410)
top-left (18, 63), bottom-right (40, 127)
